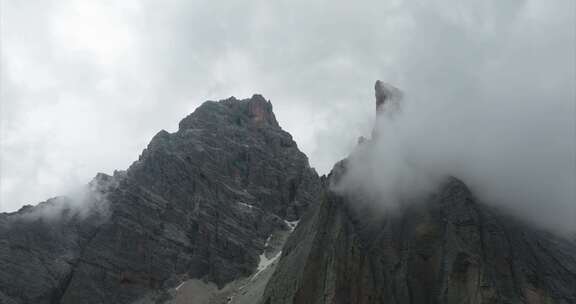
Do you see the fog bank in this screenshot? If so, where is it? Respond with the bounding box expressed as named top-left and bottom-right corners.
top-left (336, 75), bottom-right (575, 234)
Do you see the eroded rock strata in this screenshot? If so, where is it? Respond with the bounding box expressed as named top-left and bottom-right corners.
top-left (0, 95), bottom-right (321, 304)
top-left (1, 89), bottom-right (575, 304)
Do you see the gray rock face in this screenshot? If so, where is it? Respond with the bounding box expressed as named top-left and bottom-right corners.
top-left (258, 81), bottom-right (575, 304)
top-left (2, 89), bottom-right (575, 304)
top-left (260, 164), bottom-right (576, 304)
top-left (374, 80), bottom-right (402, 116)
top-left (0, 95), bottom-right (321, 304)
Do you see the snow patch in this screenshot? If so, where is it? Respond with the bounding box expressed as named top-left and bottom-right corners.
top-left (175, 281), bottom-right (186, 290)
top-left (237, 201), bottom-right (253, 209)
top-left (250, 233), bottom-right (281, 281)
top-left (252, 250), bottom-right (282, 280)
top-left (285, 220), bottom-right (299, 232)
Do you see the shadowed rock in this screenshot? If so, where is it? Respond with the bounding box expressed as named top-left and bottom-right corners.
top-left (259, 166), bottom-right (576, 304)
top-left (374, 80), bottom-right (403, 116)
top-left (0, 95), bottom-right (321, 304)
top-left (259, 82), bottom-right (576, 304)
top-left (1, 86), bottom-right (575, 304)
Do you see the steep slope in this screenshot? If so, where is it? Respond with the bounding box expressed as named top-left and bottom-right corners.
top-left (262, 169), bottom-right (576, 303)
top-left (0, 95), bottom-right (322, 304)
top-left (260, 82), bottom-right (576, 304)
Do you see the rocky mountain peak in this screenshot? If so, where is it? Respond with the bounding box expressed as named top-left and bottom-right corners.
top-left (1, 87), bottom-right (575, 304)
top-left (178, 94), bottom-right (279, 132)
top-left (0, 95), bottom-right (321, 304)
top-left (374, 80), bottom-right (403, 116)
top-left (246, 94), bottom-right (277, 126)
top-left (258, 82), bottom-right (576, 304)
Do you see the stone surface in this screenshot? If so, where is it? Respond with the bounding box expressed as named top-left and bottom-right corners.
top-left (256, 81), bottom-right (576, 304)
top-left (260, 164), bottom-right (576, 304)
top-left (374, 80), bottom-right (402, 116)
top-left (1, 89), bottom-right (575, 304)
top-left (0, 95), bottom-right (321, 304)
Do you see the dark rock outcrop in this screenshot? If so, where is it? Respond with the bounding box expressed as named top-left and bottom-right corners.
top-left (259, 81), bottom-right (576, 304)
top-left (1, 86), bottom-right (575, 304)
top-left (374, 80), bottom-right (402, 115)
top-left (0, 95), bottom-right (321, 304)
top-left (261, 167), bottom-right (576, 304)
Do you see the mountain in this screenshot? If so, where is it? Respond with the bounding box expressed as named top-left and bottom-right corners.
top-left (261, 167), bottom-right (576, 304)
top-left (1, 87), bottom-right (575, 304)
top-left (259, 83), bottom-right (576, 304)
top-left (0, 95), bottom-right (322, 304)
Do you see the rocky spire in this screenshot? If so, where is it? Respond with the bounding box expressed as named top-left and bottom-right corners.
top-left (0, 94), bottom-right (321, 304)
top-left (370, 80), bottom-right (403, 140)
top-left (374, 80), bottom-right (402, 116)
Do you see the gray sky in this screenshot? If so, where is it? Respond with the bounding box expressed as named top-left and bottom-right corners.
top-left (1, 0), bottom-right (575, 216)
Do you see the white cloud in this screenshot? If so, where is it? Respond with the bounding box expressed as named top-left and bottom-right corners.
top-left (0, 0), bottom-right (574, 227)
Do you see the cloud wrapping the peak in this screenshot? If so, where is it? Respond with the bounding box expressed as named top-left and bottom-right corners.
top-left (1, 0), bottom-right (574, 221)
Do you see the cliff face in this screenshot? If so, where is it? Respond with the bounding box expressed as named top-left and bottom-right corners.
top-left (261, 169), bottom-right (576, 304)
top-left (1, 88), bottom-right (575, 304)
top-left (0, 95), bottom-right (322, 304)
top-left (260, 81), bottom-right (576, 304)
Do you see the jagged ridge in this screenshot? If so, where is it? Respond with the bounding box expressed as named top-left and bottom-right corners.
top-left (261, 168), bottom-right (576, 304)
top-left (0, 95), bottom-right (322, 304)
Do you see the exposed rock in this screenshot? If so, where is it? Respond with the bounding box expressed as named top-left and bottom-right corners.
top-left (167, 218), bottom-right (293, 304)
top-left (261, 167), bottom-right (576, 303)
top-left (0, 95), bottom-right (321, 304)
top-left (1, 85), bottom-right (575, 304)
top-left (374, 80), bottom-right (402, 116)
top-left (259, 81), bottom-right (576, 304)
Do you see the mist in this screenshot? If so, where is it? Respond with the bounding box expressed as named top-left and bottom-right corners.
top-left (3, 173), bottom-right (115, 224)
top-left (1, 0), bottom-right (574, 216)
top-left (336, 73), bottom-right (575, 234)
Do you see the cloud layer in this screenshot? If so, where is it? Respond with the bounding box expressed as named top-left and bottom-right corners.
top-left (1, 0), bottom-right (574, 220)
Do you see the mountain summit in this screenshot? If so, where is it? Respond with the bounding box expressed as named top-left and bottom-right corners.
top-left (0, 95), bottom-right (321, 304)
top-left (260, 83), bottom-right (576, 304)
top-left (1, 87), bottom-right (575, 304)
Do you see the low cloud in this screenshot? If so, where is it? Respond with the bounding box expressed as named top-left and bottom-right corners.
top-left (335, 75), bottom-right (575, 234)
top-left (327, 1), bottom-right (576, 235)
top-left (6, 173), bottom-right (116, 223)
top-left (1, 0), bottom-right (574, 217)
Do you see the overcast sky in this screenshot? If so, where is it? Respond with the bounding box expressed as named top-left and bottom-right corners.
top-left (1, 0), bottom-right (575, 213)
